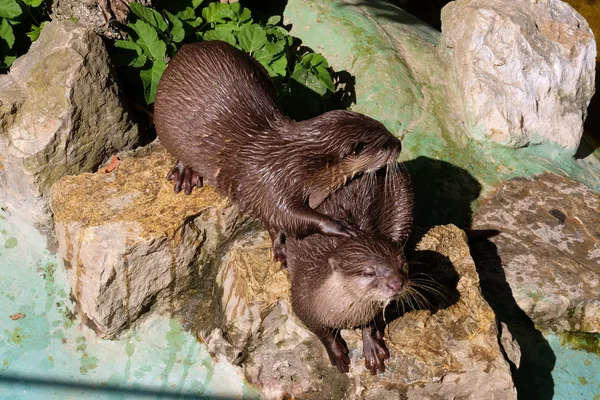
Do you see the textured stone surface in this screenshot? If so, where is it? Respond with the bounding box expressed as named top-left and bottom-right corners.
top-left (0, 21), bottom-right (139, 237)
top-left (50, 147), bottom-right (243, 339)
top-left (441, 0), bottom-right (596, 152)
top-left (198, 225), bottom-right (516, 399)
top-left (473, 172), bottom-right (600, 333)
top-left (51, 0), bottom-right (153, 39)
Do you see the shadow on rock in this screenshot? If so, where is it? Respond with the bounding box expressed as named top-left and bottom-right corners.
top-left (404, 156), bottom-right (556, 398)
top-left (470, 238), bottom-right (556, 400)
top-left (402, 156), bottom-right (482, 228)
top-left (576, 61), bottom-right (600, 159)
top-left (340, 0), bottom-right (445, 28)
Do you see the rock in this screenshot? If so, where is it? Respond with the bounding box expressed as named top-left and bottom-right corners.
top-left (51, 0), bottom-right (153, 39)
top-left (472, 172), bottom-right (600, 333)
top-left (50, 146), bottom-right (243, 339)
top-left (198, 225), bottom-right (516, 399)
top-left (0, 21), bottom-right (139, 238)
top-left (441, 0), bottom-right (596, 152)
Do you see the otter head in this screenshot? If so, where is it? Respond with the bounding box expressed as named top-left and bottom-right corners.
top-left (298, 110), bottom-right (402, 208)
top-left (325, 236), bottom-right (408, 326)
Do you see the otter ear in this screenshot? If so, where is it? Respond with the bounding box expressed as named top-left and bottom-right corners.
top-left (328, 254), bottom-right (341, 271)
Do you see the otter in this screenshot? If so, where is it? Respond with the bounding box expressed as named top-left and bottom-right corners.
top-left (286, 164), bottom-right (414, 374)
top-left (154, 40), bottom-right (401, 242)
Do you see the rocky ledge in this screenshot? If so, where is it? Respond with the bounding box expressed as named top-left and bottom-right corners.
top-left (51, 147), bottom-right (517, 399)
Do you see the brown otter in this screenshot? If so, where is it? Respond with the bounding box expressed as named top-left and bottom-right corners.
top-left (286, 164), bottom-right (414, 374)
top-left (154, 40), bottom-right (402, 241)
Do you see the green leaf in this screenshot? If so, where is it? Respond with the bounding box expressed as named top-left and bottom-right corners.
top-left (291, 63), bottom-right (328, 96)
top-left (1, 51), bottom-right (16, 68)
top-left (176, 7), bottom-right (196, 21)
top-left (315, 65), bottom-right (334, 92)
top-left (238, 24), bottom-right (266, 53)
top-left (140, 59), bottom-right (167, 104)
top-left (25, 20), bottom-right (46, 42)
top-left (21, 0), bottom-right (43, 7)
top-left (114, 40), bottom-right (148, 67)
top-left (0, 17), bottom-right (15, 48)
top-left (267, 15), bottom-right (280, 26)
top-left (202, 2), bottom-right (235, 23)
top-left (0, 0), bottom-right (22, 19)
top-left (301, 53), bottom-right (327, 68)
top-left (269, 55), bottom-right (287, 77)
top-left (253, 41), bottom-right (284, 65)
top-left (192, 0), bottom-right (203, 8)
top-left (165, 11), bottom-right (184, 43)
top-left (129, 20), bottom-right (166, 60)
top-left (130, 2), bottom-right (168, 32)
top-left (202, 26), bottom-right (236, 47)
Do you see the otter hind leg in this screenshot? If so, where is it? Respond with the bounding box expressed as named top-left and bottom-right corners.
top-left (167, 160), bottom-right (203, 195)
top-left (362, 323), bottom-right (390, 375)
top-left (316, 328), bottom-right (350, 373)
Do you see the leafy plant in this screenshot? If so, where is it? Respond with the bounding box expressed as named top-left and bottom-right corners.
top-left (0, 0), bottom-right (48, 70)
top-left (115, 0), bottom-right (336, 116)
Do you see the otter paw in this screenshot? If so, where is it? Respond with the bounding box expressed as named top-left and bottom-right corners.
top-left (167, 161), bottom-right (203, 194)
top-left (324, 334), bottom-right (351, 373)
top-left (320, 219), bottom-right (362, 238)
top-left (362, 331), bottom-right (390, 375)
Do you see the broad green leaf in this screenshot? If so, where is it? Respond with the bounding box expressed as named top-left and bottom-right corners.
top-left (269, 55), bottom-right (287, 77)
top-left (1, 51), bottom-right (15, 68)
top-left (291, 64), bottom-right (328, 96)
top-left (202, 2), bottom-right (235, 23)
top-left (140, 59), bottom-right (167, 104)
top-left (203, 27), bottom-right (236, 47)
top-left (238, 24), bottom-right (266, 53)
top-left (192, 0), bottom-right (203, 8)
top-left (129, 20), bottom-right (166, 60)
top-left (301, 53), bottom-right (327, 68)
top-left (21, 0), bottom-right (43, 7)
top-left (25, 20), bottom-right (46, 42)
top-left (130, 2), bottom-right (168, 32)
top-left (165, 11), bottom-right (184, 43)
top-left (0, 0), bottom-right (21, 19)
top-left (114, 40), bottom-right (148, 67)
top-left (115, 39), bottom-right (142, 55)
top-left (267, 15), bottom-right (280, 26)
top-left (0, 17), bottom-right (15, 48)
top-left (230, 2), bottom-right (241, 14)
top-left (176, 7), bottom-right (196, 21)
top-left (237, 7), bottom-right (251, 24)
top-left (253, 41), bottom-right (284, 65)
top-left (187, 16), bottom-right (203, 27)
top-left (315, 65), bottom-right (334, 92)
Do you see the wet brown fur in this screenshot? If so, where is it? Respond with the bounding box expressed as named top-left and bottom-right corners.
top-left (286, 165), bottom-right (414, 333)
top-left (154, 40), bottom-right (401, 238)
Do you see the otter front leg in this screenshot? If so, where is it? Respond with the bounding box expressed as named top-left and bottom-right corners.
top-left (314, 327), bottom-right (351, 373)
top-left (288, 207), bottom-right (361, 239)
top-left (362, 322), bottom-right (390, 375)
top-left (267, 228), bottom-right (287, 268)
top-left (167, 160), bottom-right (203, 195)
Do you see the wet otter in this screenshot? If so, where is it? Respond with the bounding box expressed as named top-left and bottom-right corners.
top-left (154, 40), bottom-right (401, 241)
top-left (286, 165), bottom-right (414, 374)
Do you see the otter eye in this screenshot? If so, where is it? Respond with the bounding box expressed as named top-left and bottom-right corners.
top-left (362, 270), bottom-right (376, 278)
top-left (352, 142), bottom-right (366, 156)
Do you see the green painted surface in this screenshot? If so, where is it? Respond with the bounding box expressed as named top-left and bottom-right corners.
top-left (285, 0), bottom-right (600, 214)
top-left (0, 211), bottom-right (260, 399)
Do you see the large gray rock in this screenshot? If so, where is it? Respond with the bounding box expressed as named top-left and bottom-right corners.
top-left (0, 21), bottom-right (139, 238)
top-left (441, 0), bottom-right (596, 153)
top-left (473, 172), bottom-right (600, 333)
top-left (50, 147), bottom-right (244, 339)
top-left (195, 225), bottom-right (517, 399)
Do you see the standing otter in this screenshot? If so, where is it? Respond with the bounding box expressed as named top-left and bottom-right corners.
top-left (154, 40), bottom-right (402, 241)
top-left (286, 165), bottom-right (414, 374)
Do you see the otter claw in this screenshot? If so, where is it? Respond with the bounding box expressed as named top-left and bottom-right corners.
top-left (321, 331), bottom-right (351, 373)
top-left (167, 160), bottom-right (203, 194)
top-left (320, 219), bottom-right (362, 238)
top-left (362, 326), bottom-right (390, 375)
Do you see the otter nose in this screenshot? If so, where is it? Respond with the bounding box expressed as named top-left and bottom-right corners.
top-left (387, 276), bottom-right (404, 293)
